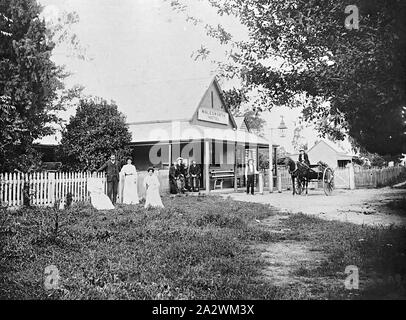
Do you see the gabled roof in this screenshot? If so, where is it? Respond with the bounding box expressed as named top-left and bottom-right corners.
top-left (308, 140), bottom-right (354, 159)
top-left (127, 76), bottom-right (236, 128)
top-left (234, 116), bottom-right (250, 132)
top-left (209, 77), bottom-right (238, 129)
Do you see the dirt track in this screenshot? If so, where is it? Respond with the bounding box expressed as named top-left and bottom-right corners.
top-left (225, 186), bottom-right (406, 294)
top-left (224, 187), bottom-right (406, 226)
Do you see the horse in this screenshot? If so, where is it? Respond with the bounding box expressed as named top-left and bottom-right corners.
top-left (283, 157), bottom-right (314, 195)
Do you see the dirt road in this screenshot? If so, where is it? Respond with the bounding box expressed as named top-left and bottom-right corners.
top-left (224, 187), bottom-right (406, 296)
top-left (224, 187), bottom-right (406, 226)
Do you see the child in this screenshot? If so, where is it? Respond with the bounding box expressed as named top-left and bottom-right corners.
top-left (143, 167), bottom-right (164, 209)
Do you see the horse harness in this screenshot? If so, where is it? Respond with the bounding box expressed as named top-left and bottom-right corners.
top-left (288, 160), bottom-right (298, 175)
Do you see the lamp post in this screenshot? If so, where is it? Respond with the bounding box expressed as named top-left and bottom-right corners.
top-left (268, 116), bottom-right (289, 193)
top-left (278, 116), bottom-right (288, 138)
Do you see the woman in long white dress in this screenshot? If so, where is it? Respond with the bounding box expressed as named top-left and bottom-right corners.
top-left (143, 167), bottom-right (164, 209)
top-left (88, 175), bottom-right (115, 210)
top-left (120, 158), bottom-right (139, 204)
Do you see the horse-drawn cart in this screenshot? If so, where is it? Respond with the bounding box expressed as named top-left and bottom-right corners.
top-left (288, 159), bottom-right (335, 196)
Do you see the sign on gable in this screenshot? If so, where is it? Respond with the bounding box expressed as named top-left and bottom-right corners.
top-left (197, 107), bottom-right (228, 125)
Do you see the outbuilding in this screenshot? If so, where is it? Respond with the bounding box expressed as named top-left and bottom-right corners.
top-left (307, 140), bottom-right (353, 169)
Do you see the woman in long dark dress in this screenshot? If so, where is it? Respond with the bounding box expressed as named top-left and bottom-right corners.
top-left (175, 157), bottom-right (186, 193)
top-left (169, 162), bottom-right (178, 194)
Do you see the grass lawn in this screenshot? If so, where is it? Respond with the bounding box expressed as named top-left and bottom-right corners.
top-left (280, 214), bottom-right (406, 299)
top-left (1, 195), bottom-right (405, 300)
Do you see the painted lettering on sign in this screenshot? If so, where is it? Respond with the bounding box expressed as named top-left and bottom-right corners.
top-left (198, 107), bottom-right (228, 125)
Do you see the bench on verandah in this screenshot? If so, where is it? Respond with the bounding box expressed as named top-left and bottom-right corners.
top-left (210, 169), bottom-right (239, 189)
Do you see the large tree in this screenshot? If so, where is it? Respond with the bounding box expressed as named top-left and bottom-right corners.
top-left (169, 0), bottom-right (406, 157)
top-left (59, 97), bottom-right (132, 171)
top-left (0, 0), bottom-right (66, 171)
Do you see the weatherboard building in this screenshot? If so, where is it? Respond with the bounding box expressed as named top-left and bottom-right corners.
top-left (126, 76), bottom-right (276, 193)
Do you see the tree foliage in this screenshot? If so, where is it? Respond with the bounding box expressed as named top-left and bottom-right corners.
top-left (43, 8), bottom-right (88, 61)
top-left (0, 0), bottom-right (67, 171)
top-left (222, 88), bottom-right (266, 135)
top-left (59, 98), bottom-right (132, 171)
top-left (169, 0), bottom-right (406, 157)
top-left (243, 110), bottom-right (266, 136)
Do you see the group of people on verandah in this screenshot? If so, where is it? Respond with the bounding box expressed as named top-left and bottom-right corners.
top-left (88, 153), bottom-right (164, 210)
top-left (169, 156), bottom-right (269, 196)
top-left (169, 157), bottom-right (201, 195)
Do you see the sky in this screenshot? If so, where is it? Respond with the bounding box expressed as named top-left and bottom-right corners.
top-left (38, 0), bottom-right (352, 154)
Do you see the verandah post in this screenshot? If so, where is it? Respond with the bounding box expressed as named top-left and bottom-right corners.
top-left (234, 141), bottom-right (237, 192)
top-left (268, 143), bottom-right (273, 193)
top-left (168, 143), bottom-right (172, 168)
top-left (349, 164), bottom-right (355, 190)
top-left (204, 139), bottom-right (210, 194)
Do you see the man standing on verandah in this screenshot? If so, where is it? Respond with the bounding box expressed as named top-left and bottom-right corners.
top-left (97, 153), bottom-right (120, 205)
top-left (189, 160), bottom-right (201, 192)
top-left (245, 158), bottom-right (258, 195)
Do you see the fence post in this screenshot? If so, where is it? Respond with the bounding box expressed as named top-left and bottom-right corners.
top-left (5, 172), bottom-right (10, 206)
top-left (374, 169), bottom-right (378, 188)
top-left (81, 172), bottom-right (84, 201)
top-left (277, 171), bottom-right (282, 193)
top-left (258, 172), bottom-right (264, 194)
top-left (349, 164), bottom-right (355, 190)
top-left (38, 172), bottom-right (43, 206)
top-left (48, 172), bottom-right (56, 206)
top-left (10, 173), bottom-right (15, 207)
top-left (23, 173), bottom-right (30, 207)
top-left (0, 173), bottom-right (3, 206)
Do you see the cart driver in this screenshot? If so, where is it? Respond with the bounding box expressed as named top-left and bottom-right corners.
top-left (298, 148), bottom-right (310, 167)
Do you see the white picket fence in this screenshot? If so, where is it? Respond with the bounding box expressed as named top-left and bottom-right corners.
top-left (0, 170), bottom-right (171, 208)
top-left (0, 172), bottom-right (106, 208)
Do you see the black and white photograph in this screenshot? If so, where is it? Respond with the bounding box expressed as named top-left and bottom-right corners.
top-left (1, 0), bottom-right (405, 305)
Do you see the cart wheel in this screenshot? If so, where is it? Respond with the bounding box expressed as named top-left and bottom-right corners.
top-left (323, 167), bottom-right (334, 196)
top-left (296, 178), bottom-right (303, 195)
